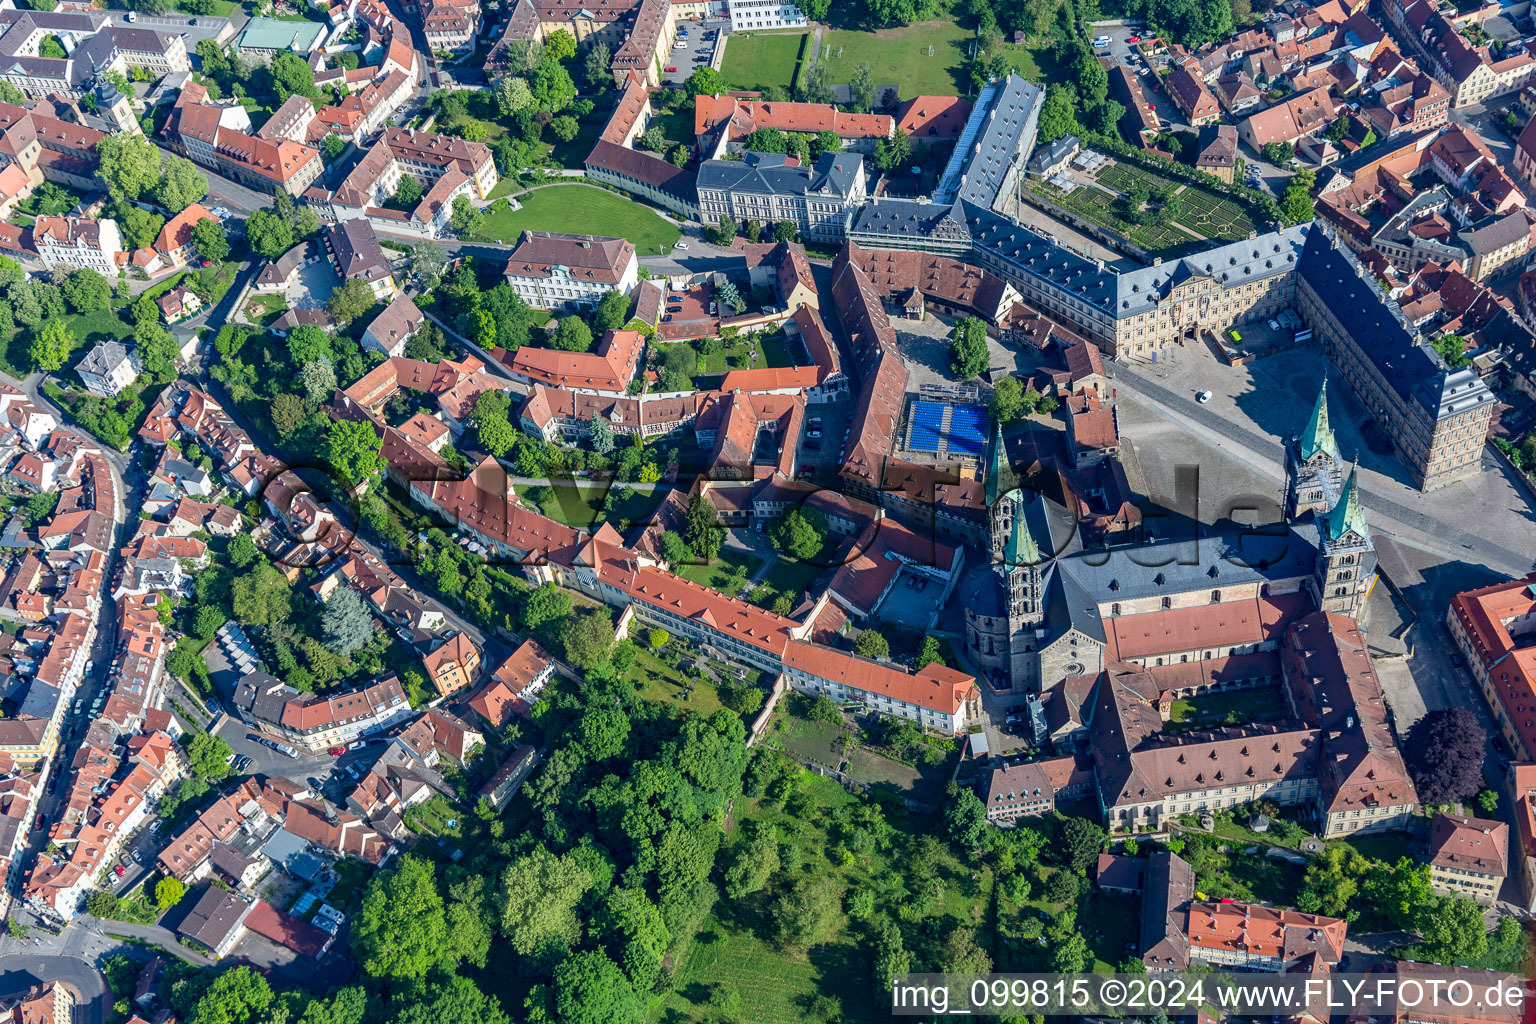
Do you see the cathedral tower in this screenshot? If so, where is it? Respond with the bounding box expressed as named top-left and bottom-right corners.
top-left (1308, 464), bottom-right (1376, 622)
top-left (1286, 379), bottom-right (1344, 520)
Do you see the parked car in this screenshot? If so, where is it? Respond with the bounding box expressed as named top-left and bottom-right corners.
top-left (665, 66), bottom-right (677, 72)
top-left (130, 851), bottom-right (141, 864)
top-left (674, 241), bottom-right (688, 250)
top-left (1196, 390), bottom-right (1213, 404)
top-left (308, 777), bottom-right (325, 791)
top-left (114, 865), bottom-right (125, 877)
top-left (33, 814), bottom-right (44, 830)
top-left (662, 314), bottom-right (674, 322)
top-left (328, 747), bottom-right (345, 756)
top-left (1127, 34), bottom-right (1141, 43)
top-left (149, 820), bottom-right (161, 834)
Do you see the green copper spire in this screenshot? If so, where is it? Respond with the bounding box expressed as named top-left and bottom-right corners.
top-left (1325, 464), bottom-right (1369, 543)
top-left (1005, 502), bottom-right (1041, 566)
top-left (986, 422), bottom-right (1016, 508)
top-left (1299, 379), bottom-right (1340, 464)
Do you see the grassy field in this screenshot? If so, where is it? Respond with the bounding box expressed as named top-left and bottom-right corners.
top-left (817, 21), bottom-right (976, 98)
top-left (1169, 685), bottom-right (1286, 729)
top-left (650, 107), bottom-right (695, 147)
top-left (1336, 830), bottom-right (1418, 863)
top-left (720, 31), bottom-right (807, 93)
top-left (472, 185), bottom-right (681, 253)
top-left (673, 547), bottom-right (762, 594)
top-left (629, 645), bottom-right (728, 717)
top-left (1, 307), bottom-right (135, 378)
top-left (659, 774), bottom-right (986, 1024)
top-left (520, 481), bottom-right (662, 531)
top-left (750, 556), bottom-right (826, 610)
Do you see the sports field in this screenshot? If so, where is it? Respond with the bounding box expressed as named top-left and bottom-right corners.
top-left (472, 184), bottom-right (681, 253)
top-left (720, 30), bottom-right (807, 93)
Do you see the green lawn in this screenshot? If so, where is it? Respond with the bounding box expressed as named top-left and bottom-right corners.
top-left (817, 21), bottom-right (976, 99)
top-left (1336, 830), bottom-right (1418, 863)
top-left (650, 107), bottom-right (695, 148)
top-left (1168, 685), bottom-right (1286, 730)
top-left (519, 481), bottom-right (662, 531)
top-left (659, 774), bottom-right (980, 1024)
top-left (751, 556), bottom-right (825, 610)
top-left (1, 307), bottom-right (136, 377)
top-left (1083, 894), bottom-right (1140, 972)
top-left (471, 184), bottom-right (680, 254)
top-left (720, 31), bottom-right (807, 93)
top-left (536, 116), bottom-right (604, 169)
top-left (629, 645), bottom-right (728, 717)
top-left (673, 547), bottom-right (762, 594)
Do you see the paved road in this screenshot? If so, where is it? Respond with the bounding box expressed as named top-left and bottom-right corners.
top-left (0, 955), bottom-right (107, 1024)
top-left (1108, 360), bottom-right (1536, 578)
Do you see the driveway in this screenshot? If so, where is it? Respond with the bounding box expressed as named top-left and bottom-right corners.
top-left (287, 260), bottom-right (340, 311)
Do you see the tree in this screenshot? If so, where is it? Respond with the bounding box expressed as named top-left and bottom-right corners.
top-left (584, 41), bottom-right (613, 88)
top-left (287, 323), bottom-right (333, 365)
top-left (991, 375), bottom-right (1026, 424)
top-left (392, 977), bottom-right (509, 1024)
top-left (493, 74), bottom-right (534, 116)
top-left (61, 269), bottom-right (110, 313)
top-left (530, 57), bottom-right (577, 112)
top-left (154, 156), bottom-right (209, 214)
top-left (522, 581), bottom-right (572, 637)
top-left (708, 215), bottom-right (738, 245)
top-left (684, 492), bottom-right (722, 561)
top-left (245, 208), bottom-right (296, 262)
top-left (849, 61), bottom-right (876, 112)
top-left (551, 315), bottom-right (594, 352)
top-left (714, 280), bottom-right (746, 314)
top-left (950, 316), bottom-right (989, 379)
top-left (186, 732), bottom-right (233, 780)
top-left (773, 219), bottom-right (797, 242)
top-left (944, 787), bottom-right (990, 851)
top-left (395, 173), bottom-right (423, 208)
top-left (228, 532), bottom-right (259, 569)
top-left (155, 877), bottom-right (186, 910)
top-left (1073, 46), bottom-right (1109, 107)
top-left (685, 66), bottom-right (724, 98)
top-left (326, 419), bottom-right (385, 488)
top-left (1060, 816), bottom-right (1104, 873)
top-left (1415, 894), bottom-right (1489, 965)
top-left (1262, 141), bottom-right (1295, 164)
top-left (854, 630), bottom-right (889, 660)
top-left (30, 318), bottom-right (74, 372)
top-left (593, 289), bottom-right (630, 333)
top-left (772, 876), bottom-right (844, 950)
top-left (110, 202), bottom-right (165, 252)
top-left (874, 129), bottom-right (912, 172)
top-left (497, 845), bottom-right (592, 953)
top-left (326, 278), bottom-right (376, 328)
top-left (1405, 707), bottom-right (1485, 805)
top-left (188, 966), bottom-right (271, 1024)
top-left (554, 951), bottom-right (644, 1024)
top-left (798, 62), bottom-right (833, 104)
top-left (588, 412), bottom-right (616, 454)
top-left (544, 28), bottom-right (577, 60)
top-left (550, 115), bottom-right (580, 142)
top-left (136, 322), bottom-right (181, 384)
top-left (321, 587), bottom-right (374, 657)
top-left (1433, 334), bottom-right (1470, 369)
top-left (191, 218), bottom-right (230, 263)
top-left (352, 856), bottom-right (453, 983)
top-left (771, 508), bottom-right (826, 561)
top-left (915, 635), bottom-right (945, 669)
top-left (300, 359), bottom-right (337, 404)
top-left (231, 562), bottom-right (291, 628)
top-left (322, 133), bottom-right (346, 161)
top-left (1052, 931), bottom-right (1091, 973)
top-left (722, 825), bottom-right (779, 899)
top-left (942, 926), bottom-right (994, 975)
top-left (270, 51), bottom-right (319, 101)
top-left (1279, 179), bottom-right (1315, 222)
top-left (659, 529), bottom-right (689, 567)
top-left (96, 132), bottom-right (161, 201)
top-left (561, 610), bottom-right (616, 670)
top-left (872, 919), bottom-right (911, 991)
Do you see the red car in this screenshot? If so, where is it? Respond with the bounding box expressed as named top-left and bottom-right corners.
top-left (665, 66), bottom-right (677, 72)
top-left (114, 865), bottom-right (125, 877)
top-left (32, 814), bottom-right (44, 830)
top-left (328, 747), bottom-right (344, 756)
top-left (1127, 34), bottom-right (1141, 43)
